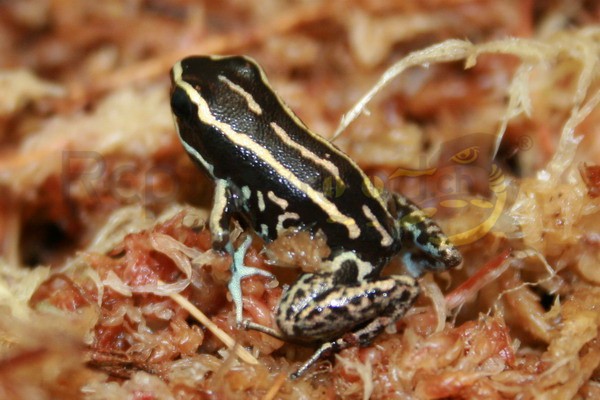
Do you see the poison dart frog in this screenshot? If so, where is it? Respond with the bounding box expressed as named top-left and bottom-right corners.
top-left (170, 55), bottom-right (462, 378)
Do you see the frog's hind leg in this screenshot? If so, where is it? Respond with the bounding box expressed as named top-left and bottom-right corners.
top-left (275, 271), bottom-right (419, 379)
top-left (391, 193), bottom-right (462, 277)
top-left (227, 235), bottom-right (275, 325)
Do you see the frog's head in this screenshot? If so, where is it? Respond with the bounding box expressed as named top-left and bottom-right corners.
top-left (170, 55), bottom-right (275, 177)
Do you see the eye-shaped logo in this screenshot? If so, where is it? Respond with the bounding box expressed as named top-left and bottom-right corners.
top-left (450, 145), bottom-right (480, 164)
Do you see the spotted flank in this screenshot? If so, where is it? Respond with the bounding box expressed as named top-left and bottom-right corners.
top-left (267, 190), bottom-right (289, 210)
top-left (256, 191), bottom-right (265, 212)
top-left (276, 272), bottom-right (418, 341)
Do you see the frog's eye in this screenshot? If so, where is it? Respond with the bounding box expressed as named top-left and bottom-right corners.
top-left (451, 146), bottom-right (479, 164)
top-left (170, 87), bottom-right (195, 119)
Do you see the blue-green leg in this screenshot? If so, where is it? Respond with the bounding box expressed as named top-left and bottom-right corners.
top-left (227, 235), bottom-right (275, 325)
top-left (392, 193), bottom-right (462, 277)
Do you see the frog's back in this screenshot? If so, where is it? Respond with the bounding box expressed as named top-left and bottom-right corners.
top-left (171, 55), bottom-right (398, 263)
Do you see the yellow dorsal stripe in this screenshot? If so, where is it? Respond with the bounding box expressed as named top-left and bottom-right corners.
top-left (270, 122), bottom-right (340, 178)
top-left (218, 75), bottom-right (263, 115)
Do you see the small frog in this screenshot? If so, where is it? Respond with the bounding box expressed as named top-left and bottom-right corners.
top-left (170, 55), bottom-right (462, 378)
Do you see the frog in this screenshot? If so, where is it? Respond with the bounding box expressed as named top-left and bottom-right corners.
top-left (169, 55), bottom-right (462, 378)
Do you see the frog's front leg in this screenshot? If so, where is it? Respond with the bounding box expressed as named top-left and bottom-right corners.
top-left (391, 193), bottom-right (462, 277)
top-left (276, 268), bottom-right (419, 378)
top-left (209, 179), bottom-right (236, 249)
top-left (226, 235), bottom-right (274, 325)
top-left (210, 179), bottom-right (275, 325)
